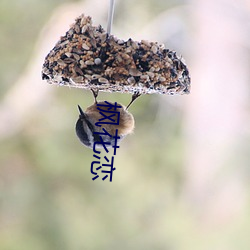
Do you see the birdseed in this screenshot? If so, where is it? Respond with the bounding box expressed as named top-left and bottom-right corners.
top-left (42, 14), bottom-right (190, 95)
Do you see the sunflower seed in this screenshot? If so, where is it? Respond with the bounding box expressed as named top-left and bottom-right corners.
top-left (151, 45), bottom-right (158, 54)
top-left (82, 43), bottom-right (90, 50)
top-left (128, 77), bottom-right (135, 84)
top-left (74, 66), bottom-right (83, 75)
top-left (81, 25), bottom-right (88, 34)
top-left (59, 40), bottom-right (69, 47)
top-left (65, 52), bottom-right (72, 58)
top-left (140, 75), bottom-right (149, 82)
top-left (147, 72), bottom-right (154, 78)
top-left (75, 24), bottom-right (80, 34)
top-left (57, 59), bottom-right (67, 66)
top-left (141, 40), bottom-right (150, 47)
top-left (63, 58), bottom-right (75, 64)
top-left (85, 60), bottom-right (94, 65)
top-left (98, 77), bottom-right (109, 84)
top-left (72, 76), bottom-right (84, 83)
top-left (129, 68), bottom-right (142, 77)
top-left (72, 53), bottom-right (80, 60)
top-left (92, 74), bottom-right (101, 79)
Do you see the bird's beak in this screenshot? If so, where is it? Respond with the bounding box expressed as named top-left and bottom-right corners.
top-left (77, 105), bottom-right (86, 119)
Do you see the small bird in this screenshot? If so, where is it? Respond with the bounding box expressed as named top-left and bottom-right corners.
top-left (75, 89), bottom-right (135, 148)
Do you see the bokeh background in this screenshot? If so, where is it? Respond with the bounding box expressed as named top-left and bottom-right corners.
top-left (1, 0), bottom-right (250, 249)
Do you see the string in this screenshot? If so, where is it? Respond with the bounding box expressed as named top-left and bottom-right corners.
top-left (107, 0), bottom-right (115, 34)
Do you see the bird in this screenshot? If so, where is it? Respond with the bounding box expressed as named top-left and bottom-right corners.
top-left (41, 12), bottom-right (190, 149)
top-left (75, 89), bottom-right (135, 148)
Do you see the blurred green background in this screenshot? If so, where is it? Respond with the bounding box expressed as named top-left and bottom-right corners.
top-left (1, 0), bottom-right (250, 249)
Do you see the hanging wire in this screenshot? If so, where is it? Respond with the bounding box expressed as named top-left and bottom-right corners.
top-left (107, 0), bottom-right (115, 34)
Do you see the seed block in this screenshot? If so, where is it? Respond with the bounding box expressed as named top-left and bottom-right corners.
top-left (42, 14), bottom-right (190, 95)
